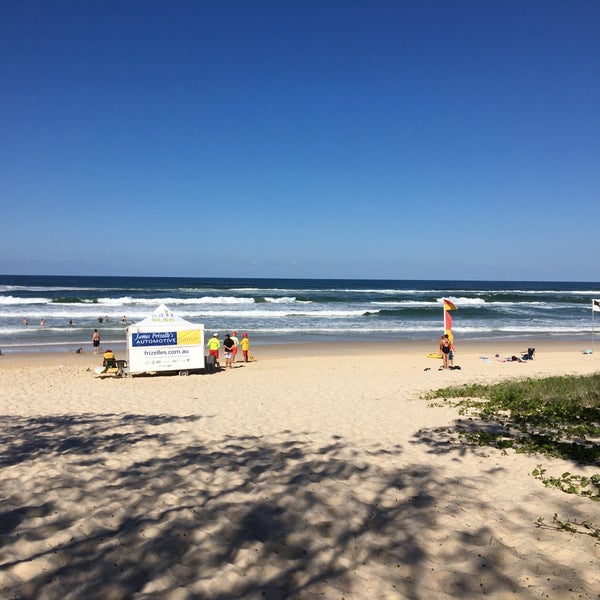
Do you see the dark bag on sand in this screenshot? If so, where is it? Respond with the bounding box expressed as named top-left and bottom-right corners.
top-left (205, 354), bottom-right (217, 373)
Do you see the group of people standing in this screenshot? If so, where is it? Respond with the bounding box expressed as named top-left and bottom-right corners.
top-left (206, 331), bottom-right (250, 368)
top-left (91, 328), bottom-right (251, 366)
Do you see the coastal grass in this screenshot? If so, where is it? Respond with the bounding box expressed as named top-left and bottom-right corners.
top-left (428, 373), bottom-right (600, 464)
top-left (427, 373), bottom-right (600, 539)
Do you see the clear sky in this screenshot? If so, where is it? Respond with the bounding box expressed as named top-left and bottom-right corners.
top-left (1, 0), bottom-right (599, 281)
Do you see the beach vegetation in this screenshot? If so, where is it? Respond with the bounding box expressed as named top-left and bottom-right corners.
top-left (531, 465), bottom-right (600, 501)
top-left (427, 373), bottom-right (600, 539)
top-left (427, 374), bottom-right (600, 464)
top-left (535, 514), bottom-right (600, 541)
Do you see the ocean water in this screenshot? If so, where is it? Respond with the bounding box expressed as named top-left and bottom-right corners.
top-left (0, 275), bottom-right (599, 353)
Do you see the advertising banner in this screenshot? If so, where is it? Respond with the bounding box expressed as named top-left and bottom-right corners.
top-left (126, 305), bottom-right (205, 374)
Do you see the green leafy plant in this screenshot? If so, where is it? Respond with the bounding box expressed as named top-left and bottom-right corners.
top-left (426, 374), bottom-right (600, 464)
top-left (536, 513), bottom-right (600, 540)
top-left (427, 374), bottom-right (600, 539)
top-left (532, 465), bottom-right (600, 500)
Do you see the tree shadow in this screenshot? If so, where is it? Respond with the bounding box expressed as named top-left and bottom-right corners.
top-left (0, 414), bottom-right (596, 599)
top-left (0, 414), bottom-right (206, 468)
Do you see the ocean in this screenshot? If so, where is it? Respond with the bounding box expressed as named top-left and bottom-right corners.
top-left (0, 275), bottom-right (599, 353)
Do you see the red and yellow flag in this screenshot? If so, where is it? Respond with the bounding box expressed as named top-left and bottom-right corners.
top-left (445, 310), bottom-right (453, 331)
top-left (443, 299), bottom-right (457, 342)
top-left (443, 299), bottom-right (457, 311)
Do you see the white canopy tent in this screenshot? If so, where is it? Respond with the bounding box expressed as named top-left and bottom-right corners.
top-left (126, 304), bottom-right (205, 375)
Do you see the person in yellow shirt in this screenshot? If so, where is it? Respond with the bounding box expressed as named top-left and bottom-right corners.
top-left (102, 349), bottom-right (117, 371)
top-left (207, 333), bottom-right (220, 362)
top-left (240, 333), bottom-right (250, 363)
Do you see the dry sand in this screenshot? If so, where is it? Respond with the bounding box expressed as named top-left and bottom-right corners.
top-left (0, 340), bottom-right (599, 599)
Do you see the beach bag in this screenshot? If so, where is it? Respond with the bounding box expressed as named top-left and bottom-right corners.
top-left (205, 354), bottom-right (217, 373)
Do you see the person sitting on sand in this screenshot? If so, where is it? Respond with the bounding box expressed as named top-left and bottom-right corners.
top-left (102, 349), bottom-right (117, 371)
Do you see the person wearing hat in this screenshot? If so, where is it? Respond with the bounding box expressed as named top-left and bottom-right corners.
top-left (240, 333), bottom-right (250, 363)
top-left (102, 348), bottom-right (117, 372)
top-left (230, 331), bottom-right (239, 362)
top-left (207, 333), bottom-right (220, 362)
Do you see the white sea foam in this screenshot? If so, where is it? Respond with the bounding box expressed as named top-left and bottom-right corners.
top-left (95, 296), bottom-right (257, 306)
top-left (438, 296), bottom-right (486, 306)
top-left (0, 296), bottom-right (52, 305)
top-left (264, 297), bottom-right (298, 304)
top-left (370, 300), bottom-right (441, 307)
top-left (0, 286), bottom-right (96, 293)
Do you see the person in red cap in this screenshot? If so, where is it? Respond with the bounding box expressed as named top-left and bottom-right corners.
top-left (240, 333), bottom-right (250, 362)
top-left (230, 331), bottom-right (239, 362)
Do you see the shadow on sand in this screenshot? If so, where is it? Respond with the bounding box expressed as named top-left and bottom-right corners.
top-left (0, 413), bottom-right (594, 599)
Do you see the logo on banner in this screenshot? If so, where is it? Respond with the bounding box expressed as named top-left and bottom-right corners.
top-left (132, 331), bottom-right (177, 347)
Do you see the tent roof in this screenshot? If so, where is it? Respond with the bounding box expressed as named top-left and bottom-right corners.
top-left (133, 304), bottom-right (201, 328)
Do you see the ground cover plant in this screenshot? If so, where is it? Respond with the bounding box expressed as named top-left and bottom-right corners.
top-left (426, 373), bottom-right (600, 539)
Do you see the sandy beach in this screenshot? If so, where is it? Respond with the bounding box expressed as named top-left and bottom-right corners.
top-left (1, 340), bottom-right (599, 599)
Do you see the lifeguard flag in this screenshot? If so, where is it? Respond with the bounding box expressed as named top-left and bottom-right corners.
top-left (443, 299), bottom-right (457, 311)
top-left (593, 299), bottom-right (600, 313)
top-left (445, 310), bottom-right (453, 330)
top-left (444, 298), bottom-right (456, 335)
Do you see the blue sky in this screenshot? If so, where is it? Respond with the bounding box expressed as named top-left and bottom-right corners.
top-left (1, 0), bottom-right (599, 281)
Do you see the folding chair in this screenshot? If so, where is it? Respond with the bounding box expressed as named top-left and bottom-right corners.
top-left (520, 348), bottom-right (535, 361)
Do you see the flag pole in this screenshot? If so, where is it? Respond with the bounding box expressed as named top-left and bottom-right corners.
top-left (591, 299), bottom-right (600, 352)
top-left (442, 298), bottom-right (447, 336)
top-left (593, 304), bottom-right (595, 352)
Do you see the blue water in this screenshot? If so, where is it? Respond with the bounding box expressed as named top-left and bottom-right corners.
top-left (1, 275), bottom-right (599, 353)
